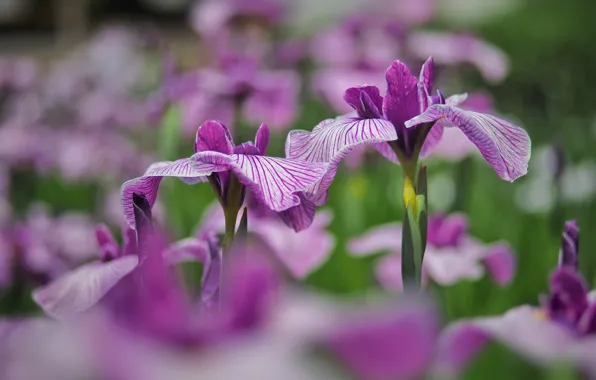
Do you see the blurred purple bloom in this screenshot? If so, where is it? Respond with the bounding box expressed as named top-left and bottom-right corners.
top-left (150, 54), bottom-right (300, 135)
top-left (190, 0), bottom-right (287, 38)
top-left (0, 58), bottom-right (38, 91)
top-left (326, 298), bottom-right (439, 379)
top-left (406, 31), bottom-right (510, 83)
top-left (349, 213), bottom-right (516, 290)
top-left (198, 200), bottom-right (335, 278)
top-left (121, 121), bottom-right (327, 229)
top-left (288, 58), bottom-right (530, 223)
top-left (437, 220), bottom-right (596, 377)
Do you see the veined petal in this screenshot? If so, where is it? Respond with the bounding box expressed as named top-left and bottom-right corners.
top-left (286, 117), bottom-right (397, 204)
top-left (405, 105), bottom-right (531, 182)
top-left (195, 120), bottom-right (234, 154)
top-left (121, 159), bottom-right (218, 229)
top-left (201, 234), bottom-right (222, 310)
top-left (418, 57), bottom-right (434, 111)
top-left (32, 256), bottom-right (139, 320)
top-left (278, 193), bottom-right (317, 232)
top-left (193, 151), bottom-right (328, 212)
top-left (419, 121), bottom-right (444, 157)
top-left (383, 60), bottom-right (420, 129)
top-left (436, 306), bottom-right (574, 376)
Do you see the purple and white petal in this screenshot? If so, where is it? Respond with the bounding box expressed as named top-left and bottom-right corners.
top-left (195, 120), bottom-right (235, 154)
top-left (32, 256), bottom-right (139, 320)
top-left (121, 159), bottom-right (220, 229)
top-left (405, 105), bottom-right (531, 182)
top-left (193, 151), bottom-right (328, 212)
top-left (277, 194), bottom-right (317, 232)
top-left (437, 306), bottom-right (575, 376)
top-left (349, 223), bottom-right (402, 257)
top-left (418, 57), bottom-right (434, 111)
top-left (286, 117), bottom-right (397, 204)
top-left (424, 242), bottom-right (485, 286)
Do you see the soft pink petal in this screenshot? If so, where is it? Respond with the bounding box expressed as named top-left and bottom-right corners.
top-left (437, 306), bottom-right (575, 376)
top-left (255, 123), bottom-right (270, 155)
top-left (482, 243), bottom-right (516, 286)
top-left (163, 238), bottom-right (208, 264)
top-left (193, 152), bottom-right (328, 212)
top-left (423, 243), bottom-right (485, 286)
top-left (375, 254), bottom-right (403, 292)
top-left (430, 125), bottom-right (478, 162)
top-left (32, 256), bottom-right (139, 320)
top-left (252, 211), bottom-right (335, 278)
top-left (121, 159), bottom-right (219, 228)
top-left (419, 122), bottom-right (444, 157)
top-left (405, 105), bottom-right (531, 181)
top-left (348, 223), bottom-right (403, 256)
top-left (286, 117), bottom-right (397, 205)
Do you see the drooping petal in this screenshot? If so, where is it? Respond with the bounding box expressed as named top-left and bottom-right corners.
top-left (405, 105), bottom-right (531, 182)
top-left (482, 243), bottom-right (515, 286)
top-left (255, 123), bottom-right (270, 155)
top-left (195, 120), bottom-right (234, 154)
top-left (32, 256), bottom-right (139, 320)
top-left (349, 223), bottom-right (402, 257)
top-left (286, 117), bottom-right (397, 204)
top-left (193, 151), bottom-right (328, 212)
top-left (121, 159), bottom-right (219, 229)
top-left (343, 85), bottom-right (383, 118)
top-left (382, 60), bottom-right (420, 130)
top-left (559, 220), bottom-right (579, 270)
top-left (201, 234), bottom-right (222, 310)
top-left (437, 306), bottom-right (574, 376)
top-left (277, 193), bottom-right (317, 232)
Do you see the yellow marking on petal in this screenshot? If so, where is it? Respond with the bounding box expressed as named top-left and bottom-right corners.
top-left (533, 310), bottom-right (548, 320)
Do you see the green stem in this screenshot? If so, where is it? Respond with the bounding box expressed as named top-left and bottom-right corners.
top-left (222, 205), bottom-right (239, 251)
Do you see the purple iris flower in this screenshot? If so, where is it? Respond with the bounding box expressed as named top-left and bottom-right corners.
top-left (437, 220), bottom-right (596, 377)
top-left (287, 57), bottom-right (530, 225)
top-left (121, 120), bottom-right (327, 234)
top-left (349, 212), bottom-right (515, 291)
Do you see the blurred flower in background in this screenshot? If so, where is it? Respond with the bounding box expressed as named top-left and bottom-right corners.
top-left (350, 212), bottom-right (515, 291)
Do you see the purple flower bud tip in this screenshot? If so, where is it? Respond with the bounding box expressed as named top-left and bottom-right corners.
top-left (559, 220), bottom-right (579, 270)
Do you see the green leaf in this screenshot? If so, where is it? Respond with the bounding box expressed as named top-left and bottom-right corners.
top-left (157, 106), bottom-right (181, 161)
top-left (236, 207), bottom-right (248, 244)
top-left (402, 204), bottom-right (423, 290)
